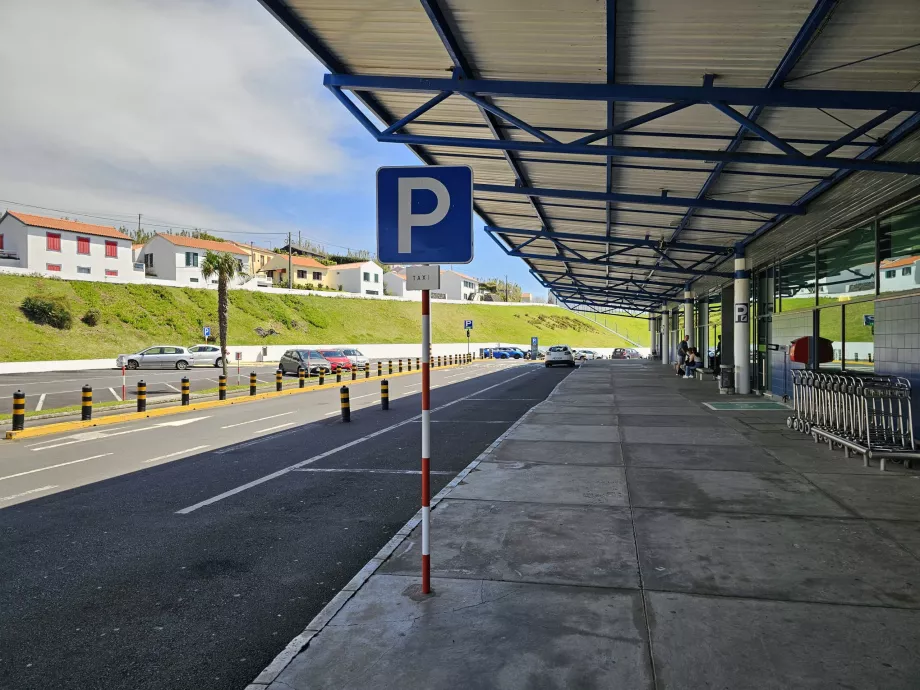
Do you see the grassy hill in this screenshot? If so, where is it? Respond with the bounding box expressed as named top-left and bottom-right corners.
top-left (0, 275), bottom-right (649, 361)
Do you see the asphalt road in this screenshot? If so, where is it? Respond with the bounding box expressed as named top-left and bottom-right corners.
top-left (0, 360), bottom-right (570, 689)
top-left (0, 357), bottom-right (441, 416)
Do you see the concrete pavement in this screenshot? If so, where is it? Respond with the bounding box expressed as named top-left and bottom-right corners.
top-left (257, 359), bottom-right (920, 690)
top-left (0, 359), bottom-right (564, 690)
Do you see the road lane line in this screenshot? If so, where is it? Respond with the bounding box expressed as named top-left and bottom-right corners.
top-left (351, 392), bottom-right (378, 400)
top-left (0, 486), bottom-right (59, 502)
top-left (144, 445), bottom-right (210, 463)
top-left (164, 383), bottom-right (181, 393)
top-left (221, 411), bottom-right (296, 429)
top-left (322, 410), bottom-right (339, 417)
top-left (254, 422), bottom-right (296, 434)
top-left (28, 417), bottom-right (210, 451)
top-left (0, 453), bottom-right (113, 482)
top-left (35, 393), bottom-right (46, 411)
top-left (176, 368), bottom-right (535, 515)
top-left (292, 468), bottom-right (453, 475)
top-left (109, 387), bottom-right (122, 402)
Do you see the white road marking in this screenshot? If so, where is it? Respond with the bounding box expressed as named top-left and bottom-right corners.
top-left (144, 445), bottom-right (210, 463)
top-left (176, 368), bottom-right (535, 514)
top-left (163, 383), bottom-right (181, 393)
top-left (0, 454), bottom-right (113, 482)
top-left (154, 416), bottom-right (212, 427)
top-left (0, 486), bottom-right (59, 502)
top-left (412, 419), bottom-right (512, 423)
top-left (109, 387), bottom-right (122, 402)
top-left (292, 468), bottom-right (454, 475)
top-left (254, 422), bottom-right (296, 434)
top-left (35, 393), bottom-right (46, 412)
top-left (221, 411), bottom-right (295, 429)
top-left (351, 392), bottom-right (378, 400)
top-left (28, 417), bottom-right (210, 451)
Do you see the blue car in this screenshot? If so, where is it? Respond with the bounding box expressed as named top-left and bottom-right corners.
top-left (492, 347), bottom-right (524, 359)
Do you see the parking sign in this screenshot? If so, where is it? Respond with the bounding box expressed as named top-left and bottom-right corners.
top-left (377, 166), bottom-right (473, 264)
top-left (464, 320), bottom-right (473, 329)
top-left (203, 326), bottom-right (211, 339)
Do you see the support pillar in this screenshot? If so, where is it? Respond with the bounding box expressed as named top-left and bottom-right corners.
top-left (684, 286), bottom-right (695, 349)
top-left (733, 249), bottom-right (751, 394)
top-left (649, 316), bottom-right (656, 358)
top-left (661, 307), bottom-right (670, 365)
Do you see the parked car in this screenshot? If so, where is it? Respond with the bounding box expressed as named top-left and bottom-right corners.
top-left (279, 349), bottom-right (332, 375)
top-left (492, 347), bottom-right (523, 359)
top-left (317, 349), bottom-right (353, 371)
top-left (545, 345), bottom-right (576, 367)
top-left (188, 344), bottom-right (227, 368)
top-left (117, 346), bottom-right (194, 370)
top-left (611, 347), bottom-right (642, 359)
top-left (342, 348), bottom-right (369, 369)
top-left (579, 350), bottom-right (598, 360)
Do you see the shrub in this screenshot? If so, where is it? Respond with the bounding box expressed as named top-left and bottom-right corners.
top-left (21, 296), bottom-right (73, 329)
top-left (82, 308), bottom-right (102, 326)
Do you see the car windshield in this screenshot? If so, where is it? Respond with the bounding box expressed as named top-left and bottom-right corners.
top-left (319, 350), bottom-right (345, 358)
top-left (548, 346), bottom-right (568, 352)
top-left (296, 351), bottom-right (313, 359)
top-left (342, 349), bottom-right (360, 356)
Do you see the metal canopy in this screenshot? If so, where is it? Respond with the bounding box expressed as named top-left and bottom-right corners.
top-left (261, 0), bottom-right (920, 315)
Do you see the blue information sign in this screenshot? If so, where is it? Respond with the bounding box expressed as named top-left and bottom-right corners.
top-left (377, 166), bottom-right (473, 265)
top-left (464, 320), bottom-right (473, 329)
top-left (203, 326), bottom-right (211, 339)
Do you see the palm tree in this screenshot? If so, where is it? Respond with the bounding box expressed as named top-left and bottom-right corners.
top-left (201, 251), bottom-right (240, 377)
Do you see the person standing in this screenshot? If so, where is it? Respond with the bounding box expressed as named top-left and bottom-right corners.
top-left (677, 334), bottom-right (690, 375)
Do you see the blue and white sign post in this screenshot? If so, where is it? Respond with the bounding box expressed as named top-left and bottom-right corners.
top-left (464, 320), bottom-right (473, 356)
top-left (531, 336), bottom-right (539, 359)
top-left (203, 326), bottom-right (211, 340)
top-left (377, 165), bottom-right (473, 595)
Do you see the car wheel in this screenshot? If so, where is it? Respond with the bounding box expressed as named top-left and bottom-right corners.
top-left (545, 363), bottom-right (551, 368)
top-left (215, 357), bottom-right (223, 368)
top-left (127, 359), bottom-right (139, 370)
top-left (176, 360), bottom-right (189, 370)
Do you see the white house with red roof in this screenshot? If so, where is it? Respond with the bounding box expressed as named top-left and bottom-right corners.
top-left (324, 260), bottom-right (383, 295)
top-left (440, 269), bottom-right (479, 301)
top-left (137, 233), bottom-right (252, 286)
top-left (0, 211), bottom-right (140, 281)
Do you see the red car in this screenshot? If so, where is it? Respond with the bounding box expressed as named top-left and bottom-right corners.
top-left (318, 349), bottom-right (353, 371)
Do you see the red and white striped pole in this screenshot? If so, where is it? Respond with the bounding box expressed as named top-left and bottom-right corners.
top-left (421, 288), bottom-right (431, 594)
top-left (122, 364), bottom-right (126, 402)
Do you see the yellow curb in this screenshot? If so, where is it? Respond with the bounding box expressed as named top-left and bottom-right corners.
top-left (4, 361), bottom-right (482, 440)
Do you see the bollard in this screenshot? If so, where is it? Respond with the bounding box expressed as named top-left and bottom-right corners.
top-left (81, 385), bottom-right (93, 421)
top-left (319, 369), bottom-right (325, 386)
top-left (416, 357), bottom-right (420, 370)
top-left (399, 359), bottom-right (403, 373)
top-left (12, 391), bottom-right (25, 431)
top-left (181, 377), bottom-right (190, 406)
top-left (298, 367), bottom-right (306, 389)
top-left (365, 362), bottom-right (370, 379)
top-left (137, 381), bottom-right (147, 412)
top-left (408, 358), bottom-right (412, 372)
top-left (352, 366), bottom-right (357, 381)
top-left (377, 361), bottom-right (382, 378)
top-left (336, 366), bottom-right (342, 384)
top-left (250, 372), bottom-right (257, 396)
top-left (388, 360), bottom-right (393, 375)
top-left (340, 386), bottom-right (351, 422)
top-left (438, 355), bottom-right (442, 367)
top-left (381, 379), bottom-right (389, 410)
top-left (450, 355), bottom-right (454, 366)
top-left (276, 369), bottom-right (283, 392)
top-left (218, 375), bottom-right (227, 400)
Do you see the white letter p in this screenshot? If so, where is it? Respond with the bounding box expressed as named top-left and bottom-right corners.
top-left (398, 177), bottom-right (450, 254)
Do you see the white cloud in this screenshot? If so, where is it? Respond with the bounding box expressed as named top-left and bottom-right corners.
top-left (0, 0), bottom-right (357, 238)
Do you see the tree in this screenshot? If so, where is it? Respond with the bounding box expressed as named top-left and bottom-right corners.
top-left (200, 251), bottom-right (240, 377)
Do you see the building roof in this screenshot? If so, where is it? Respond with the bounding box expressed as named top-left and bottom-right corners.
top-left (288, 255), bottom-right (326, 269)
top-left (442, 269), bottom-right (478, 283)
top-left (387, 272), bottom-right (406, 280)
top-left (155, 233), bottom-right (249, 256)
top-left (329, 261), bottom-right (375, 269)
top-left (4, 211), bottom-right (131, 241)
top-left (880, 256), bottom-right (920, 270)
top-left (132, 243), bottom-right (144, 251)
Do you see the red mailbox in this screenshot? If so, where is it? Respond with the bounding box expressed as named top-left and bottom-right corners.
top-left (789, 336), bottom-right (834, 365)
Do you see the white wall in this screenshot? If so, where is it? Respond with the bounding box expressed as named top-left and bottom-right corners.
top-left (440, 271), bottom-right (478, 301)
top-left (324, 261), bottom-right (384, 296)
top-left (138, 236), bottom-right (251, 286)
top-left (0, 215), bottom-right (29, 265)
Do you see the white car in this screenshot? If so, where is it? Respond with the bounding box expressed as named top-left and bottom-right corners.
top-left (342, 348), bottom-right (369, 368)
top-left (578, 350), bottom-right (598, 360)
top-left (545, 345), bottom-right (576, 367)
top-left (188, 344), bottom-right (228, 368)
top-left (117, 346), bottom-right (194, 370)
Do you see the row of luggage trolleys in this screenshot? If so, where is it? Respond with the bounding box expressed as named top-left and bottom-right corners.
top-left (787, 370), bottom-right (919, 471)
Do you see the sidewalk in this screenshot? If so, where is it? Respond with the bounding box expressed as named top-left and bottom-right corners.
top-left (250, 360), bottom-right (920, 690)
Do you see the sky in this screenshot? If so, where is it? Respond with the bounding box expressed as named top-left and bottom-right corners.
top-left (0, 0), bottom-right (545, 295)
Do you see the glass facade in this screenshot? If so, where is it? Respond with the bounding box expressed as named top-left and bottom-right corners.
top-left (879, 204), bottom-right (920, 296)
top-left (817, 223), bottom-right (875, 304)
top-left (777, 247), bottom-right (816, 312)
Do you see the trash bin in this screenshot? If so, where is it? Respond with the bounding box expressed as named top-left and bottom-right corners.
top-left (719, 365), bottom-right (735, 395)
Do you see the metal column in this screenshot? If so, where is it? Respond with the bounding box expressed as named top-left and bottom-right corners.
top-left (733, 249), bottom-right (751, 394)
top-left (684, 287), bottom-right (695, 348)
top-left (661, 307), bottom-right (670, 365)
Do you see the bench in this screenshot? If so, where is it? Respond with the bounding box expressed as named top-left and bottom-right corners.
top-left (694, 367), bottom-right (714, 381)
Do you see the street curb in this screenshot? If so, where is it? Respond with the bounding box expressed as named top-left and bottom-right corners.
top-left (3, 361), bottom-right (483, 440)
top-left (247, 371), bottom-right (552, 688)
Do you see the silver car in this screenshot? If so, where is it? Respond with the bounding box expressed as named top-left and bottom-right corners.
top-left (117, 346), bottom-right (194, 370)
top-left (188, 344), bottom-right (227, 368)
top-left (341, 348), bottom-right (369, 368)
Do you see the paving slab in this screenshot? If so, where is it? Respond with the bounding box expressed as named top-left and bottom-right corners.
top-left (804, 473), bottom-right (920, 521)
top-left (620, 426), bottom-right (745, 446)
top-left (270, 575), bottom-right (654, 690)
top-left (532, 402), bottom-right (616, 416)
top-left (548, 394), bottom-right (615, 404)
top-left (381, 500), bottom-right (639, 588)
top-left (623, 443), bottom-right (788, 472)
top-left (647, 591), bottom-right (920, 690)
top-left (450, 462), bottom-right (628, 506)
top-left (871, 520), bottom-right (920, 560)
top-left (614, 405), bottom-right (711, 416)
top-left (634, 509), bottom-right (920, 607)
top-left (617, 414), bottom-right (724, 428)
top-left (490, 440), bottom-right (623, 466)
top-left (526, 412), bottom-right (618, 426)
top-left (767, 446), bottom-right (902, 475)
top-left (511, 423), bottom-right (620, 443)
top-left (627, 468), bottom-right (850, 517)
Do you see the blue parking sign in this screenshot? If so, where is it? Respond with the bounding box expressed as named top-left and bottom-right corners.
top-left (203, 326), bottom-right (211, 339)
top-left (464, 320), bottom-right (473, 329)
top-left (377, 166), bottom-right (473, 264)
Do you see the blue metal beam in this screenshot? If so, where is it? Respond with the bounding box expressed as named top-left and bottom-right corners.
top-left (324, 73), bottom-right (920, 111)
top-left (475, 184), bottom-right (803, 215)
top-left (537, 269), bottom-right (685, 291)
top-left (509, 249), bottom-right (732, 277)
top-left (575, 102), bottom-right (694, 145)
top-left (485, 225), bottom-right (731, 254)
top-left (812, 108), bottom-right (901, 158)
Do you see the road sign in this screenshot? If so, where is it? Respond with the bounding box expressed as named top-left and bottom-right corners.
top-left (531, 336), bottom-right (539, 358)
top-left (734, 304), bottom-right (749, 323)
top-left (203, 326), bottom-right (211, 338)
top-left (377, 166), bottom-right (473, 264)
top-left (406, 265), bottom-right (441, 290)
top-left (464, 319), bottom-right (473, 329)
top-left (863, 314), bottom-right (875, 327)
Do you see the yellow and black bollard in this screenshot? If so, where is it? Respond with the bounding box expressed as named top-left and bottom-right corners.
top-left (81, 385), bottom-right (93, 421)
top-left (276, 369), bottom-right (283, 392)
top-left (381, 379), bottom-right (389, 410)
top-left (416, 357), bottom-right (420, 369)
top-left (335, 365), bottom-right (342, 384)
top-left (219, 374), bottom-right (227, 400)
top-left (399, 359), bottom-right (403, 373)
top-left (351, 366), bottom-right (357, 381)
top-left (388, 360), bottom-right (393, 375)
top-left (319, 369), bottom-right (325, 386)
top-left (377, 361), bottom-right (382, 378)
top-left (298, 367), bottom-right (306, 389)
top-left (181, 377), bottom-right (190, 405)
top-left (250, 372), bottom-right (258, 396)
top-left (12, 391), bottom-right (25, 431)
top-left (137, 380), bottom-right (147, 412)
top-left (408, 358), bottom-right (412, 372)
top-left (365, 362), bottom-right (370, 379)
top-left (340, 386), bottom-right (351, 422)
top-left (438, 355), bottom-right (442, 368)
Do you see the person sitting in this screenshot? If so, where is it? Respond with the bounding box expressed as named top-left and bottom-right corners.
top-left (683, 348), bottom-right (700, 378)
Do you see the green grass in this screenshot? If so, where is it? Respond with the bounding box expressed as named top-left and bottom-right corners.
top-left (0, 275), bottom-right (648, 362)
